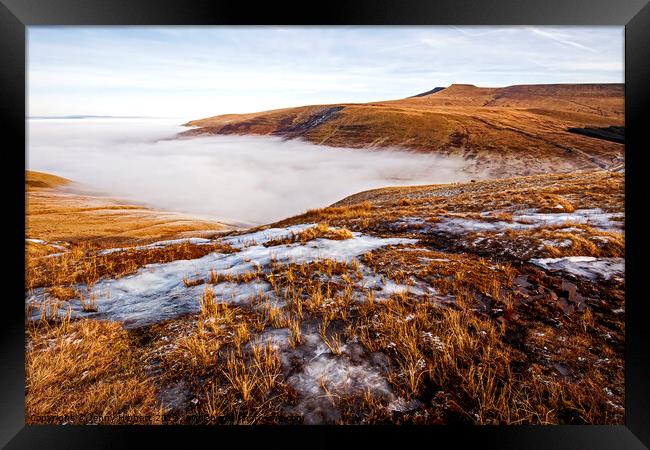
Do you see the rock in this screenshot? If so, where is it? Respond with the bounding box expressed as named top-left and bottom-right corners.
top-left (559, 280), bottom-right (577, 301)
top-left (554, 362), bottom-right (571, 376)
top-left (505, 310), bottom-right (520, 322)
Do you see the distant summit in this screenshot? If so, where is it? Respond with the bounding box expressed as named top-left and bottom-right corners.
top-left (409, 86), bottom-right (446, 98)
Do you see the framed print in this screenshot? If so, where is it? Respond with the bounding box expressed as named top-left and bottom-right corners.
top-left (2, 0), bottom-right (649, 448)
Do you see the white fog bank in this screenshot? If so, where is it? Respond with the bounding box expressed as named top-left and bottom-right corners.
top-left (27, 118), bottom-right (480, 225)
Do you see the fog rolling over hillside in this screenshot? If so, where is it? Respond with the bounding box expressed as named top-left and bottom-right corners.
top-left (184, 83), bottom-right (625, 177)
top-left (27, 118), bottom-right (478, 225)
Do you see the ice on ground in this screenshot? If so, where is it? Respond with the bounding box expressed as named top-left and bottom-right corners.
top-left (250, 327), bottom-right (291, 348)
top-left (359, 270), bottom-right (438, 298)
top-left (541, 239), bottom-right (573, 248)
top-left (26, 225), bottom-right (416, 327)
top-left (388, 397), bottom-right (422, 412)
top-left (432, 209), bottom-right (624, 235)
top-left (253, 326), bottom-right (393, 424)
top-left (513, 209), bottom-right (624, 231)
top-left (39, 252), bottom-right (66, 259)
top-left (26, 238), bottom-right (68, 251)
top-left (288, 353), bottom-right (393, 423)
top-left (222, 224), bottom-right (317, 249)
top-left (530, 256), bottom-right (624, 281)
top-left (388, 217), bottom-right (428, 231)
top-left (97, 237), bottom-right (215, 255)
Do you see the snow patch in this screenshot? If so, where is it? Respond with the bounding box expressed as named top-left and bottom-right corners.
top-left (359, 270), bottom-right (437, 298)
top-left (97, 237), bottom-right (215, 255)
top-left (222, 224), bottom-right (318, 249)
top-left (388, 397), bottom-right (422, 412)
top-left (26, 238), bottom-right (68, 251)
top-left (251, 325), bottom-right (394, 424)
top-left (541, 239), bottom-right (573, 248)
top-left (434, 209), bottom-right (623, 235)
top-left (26, 225), bottom-right (416, 327)
top-left (530, 256), bottom-right (624, 281)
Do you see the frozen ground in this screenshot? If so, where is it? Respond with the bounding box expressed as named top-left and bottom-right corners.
top-left (530, 256), bottom-right (624, 281)
top-left (251, 326), bottom-right (394, 424)
top-left (26, 238), bottom-right (69, 252)
top-left (390, 208), bottom-right (624, 236)
top-left (435, 209), bottom-right (624, 234)
top-left (25, 190), bottom-right (626, 424)
top-left (97, 237), bottom-right (214, 255)
top-left (27, 224), bottom-right (416, 327)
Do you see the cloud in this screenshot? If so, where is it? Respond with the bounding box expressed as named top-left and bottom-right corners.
top-left (27, 26), bottom-right (623, 117)
top-left (526, 27), bottom-right (598, 53)
top-left (27, 119), bottom-right (480, 225)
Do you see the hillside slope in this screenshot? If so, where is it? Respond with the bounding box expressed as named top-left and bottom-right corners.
top-left (181, 84), bottom-right (624, 177)
top-left (27, 170), bottom-right (625, 424)
top-left (25, 170), bottom-right (233, 250)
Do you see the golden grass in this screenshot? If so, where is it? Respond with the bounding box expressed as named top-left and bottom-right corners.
top-left (25, 170), bottom-right (624, 425)
top-left (329, 171), bottom-right (623, 213)
top-left (319, 318), bottom-right (343, 356)
top-left (156, 286), bottom-right (295, 424)
top-left (26, 240), bottom-right (65, 259)
top-left (26, 170), bottom-right (231, 246)
top-left (200, 341), bottom-right (290, 424)
top-left (26, 170), bottom-right (71, 190)
top-left (183, 84), bottom-right (624, 177)
top-left (27, 240), bottom-right (237, 290)
top-left (275, 202), bottom-right (374, 228)
top-left (26, 318), bottom-right (163, 424)
top-left (169, 287), bottom-right (265, 376)
top-left (27, 240), bottom-right (624, 424)
top-left (46, 285), bottom-right (77, 301)
top-left (351, 293), bottom-right (621, 424)
top-left (264, 223), bottom-right (353, 246)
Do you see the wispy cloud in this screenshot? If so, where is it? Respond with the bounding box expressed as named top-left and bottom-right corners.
top-left (28, 26), bottom-right (623, 118)
top-left (526, 27), bottom-right (598, 53)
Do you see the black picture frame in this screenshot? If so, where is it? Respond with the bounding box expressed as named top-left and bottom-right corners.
top-left (2, 0), bottom-right (649, 448)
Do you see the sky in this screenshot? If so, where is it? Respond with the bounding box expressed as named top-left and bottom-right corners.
top-left (27, 26), bottom-right (624, 120)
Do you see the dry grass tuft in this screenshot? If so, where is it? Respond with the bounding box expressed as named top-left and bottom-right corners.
top-left (26, 318), bottom-right (163, 424)
top-left (27, 241), bottom-right (237, 290)
top-left (201, 341), bottom-right (290, 424)
top-left (26, 169), bottom-right (624, 425)
top-left (277, 202), bottom-right (374, 227)
top-left (26, 170), bottom-right (71, 190)
top-left (265, 223), bottom-right (354, 247)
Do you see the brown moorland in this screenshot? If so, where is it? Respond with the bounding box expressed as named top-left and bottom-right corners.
top-left (26, 170), bottom-right (233, 252)
top-left (26, 169), bottom-right (624, 425)
top-left (181, 83), bottom-right (624, 177)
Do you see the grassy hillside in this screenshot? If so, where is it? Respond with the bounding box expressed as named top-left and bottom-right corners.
top-left (26, 170), bottom-right (625, 425)
top-left (25, 170), bottom-right (233, 251)
top-left (26, 170), bottom-right (71, 190)
top-left (182, 84), bottom-right (624, 177)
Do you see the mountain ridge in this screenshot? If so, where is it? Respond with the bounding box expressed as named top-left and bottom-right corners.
top-left (181, 83), bottom-right (624, 178)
